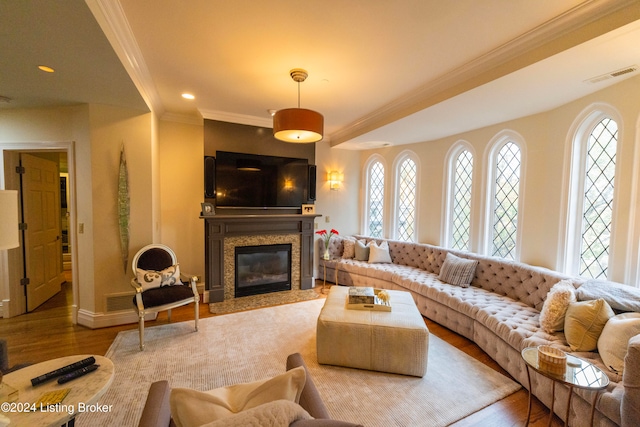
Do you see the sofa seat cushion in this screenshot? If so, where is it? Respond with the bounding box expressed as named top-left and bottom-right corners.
top-left (476, 300), bottom-right (567, 351)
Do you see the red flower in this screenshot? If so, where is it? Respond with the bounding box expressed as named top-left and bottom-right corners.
top-left (316, 230), bottom-right (327, 236)
top-left (330, 229), bottom-right (339, 236)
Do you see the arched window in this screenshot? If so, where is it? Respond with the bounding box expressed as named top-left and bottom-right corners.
top-left (364, 156), bottom-right (385, 238)
top-left (485, 132), bottom-right (525, 260)
top-left (565, 110), bottom-right (619, 279)
top-left (444, 143), bottom-right (474, 250)
top-left (393, 151), bottom-right (419, 241)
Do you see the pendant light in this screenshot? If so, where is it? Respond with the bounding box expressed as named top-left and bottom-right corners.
top-left (273, 69), bottom-right (324, 143)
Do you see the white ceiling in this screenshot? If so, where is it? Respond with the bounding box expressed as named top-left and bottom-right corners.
top-left (2, 0), bottom-right (639, 149)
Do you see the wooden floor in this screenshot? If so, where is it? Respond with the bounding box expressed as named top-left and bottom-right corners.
top-left (1, 280), bottom-right (563, 426)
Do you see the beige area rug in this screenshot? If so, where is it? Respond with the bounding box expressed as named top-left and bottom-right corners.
top-left (80, 299), bottom-right (521, 426)
top-left (209, 288), bottom-right (319, 314)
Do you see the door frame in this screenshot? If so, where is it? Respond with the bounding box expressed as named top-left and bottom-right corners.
top-left (0, 141), bottom-right (78, 322)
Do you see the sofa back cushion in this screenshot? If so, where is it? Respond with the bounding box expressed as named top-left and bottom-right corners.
top-left (357, 237), bottom-right (571, 310)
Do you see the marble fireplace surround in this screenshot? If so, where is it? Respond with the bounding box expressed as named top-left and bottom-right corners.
top-left (223, 234), bottom-right (300, 300)
top-left (203, 214), bottom-right (317, 304)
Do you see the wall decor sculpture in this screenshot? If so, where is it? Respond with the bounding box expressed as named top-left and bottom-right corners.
top-left (118, 144), bottom-right (130, 273)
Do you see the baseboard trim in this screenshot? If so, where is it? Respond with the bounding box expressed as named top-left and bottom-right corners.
top-left (77, 309), bottom-right (156, 329)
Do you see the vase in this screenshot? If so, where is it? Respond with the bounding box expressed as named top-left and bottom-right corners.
top-left (323, 248), bottom-right (330, 260)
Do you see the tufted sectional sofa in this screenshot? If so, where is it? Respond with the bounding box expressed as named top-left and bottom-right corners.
top-left (319, 236), bottom-right (640, 427)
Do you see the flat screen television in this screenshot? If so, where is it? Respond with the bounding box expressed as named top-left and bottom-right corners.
top-left (214, 151), bottom-right (312, 208)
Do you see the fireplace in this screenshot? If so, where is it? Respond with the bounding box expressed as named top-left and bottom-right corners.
top-left (235, 244), bottom-right (292, 297)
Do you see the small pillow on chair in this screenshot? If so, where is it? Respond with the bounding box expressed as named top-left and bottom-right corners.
top-left (170, 366), bottom-right (307, 427)
top-left (137, 264), bottom-right (181, 291)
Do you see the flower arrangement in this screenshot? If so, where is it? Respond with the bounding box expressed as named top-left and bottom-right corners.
top-left (376, 290), bottom-right (391, 305)
top-left (316, 229), bottom-right (339, 259)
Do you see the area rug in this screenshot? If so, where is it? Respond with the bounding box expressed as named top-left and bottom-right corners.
top-left (209, 288), bottom-right (319, 314)
top-left (80, 299), bottom-right (521, 426)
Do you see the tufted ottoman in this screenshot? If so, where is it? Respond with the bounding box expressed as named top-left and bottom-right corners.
top-left (317, 286), bottom-right (429, 377)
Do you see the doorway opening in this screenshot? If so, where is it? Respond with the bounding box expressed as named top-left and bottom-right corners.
top-left (0, 142), bottom-right (78, 321)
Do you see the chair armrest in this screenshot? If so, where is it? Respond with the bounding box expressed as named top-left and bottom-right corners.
top-left (131, 278), bottom-right (143, 293)
top-left (287, 353), bottom-right (331, 419)
top-left (137, 380), bottom-right (173, 427)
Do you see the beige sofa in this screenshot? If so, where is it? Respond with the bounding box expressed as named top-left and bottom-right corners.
top-left (319, 236), bottom-right (640, 427)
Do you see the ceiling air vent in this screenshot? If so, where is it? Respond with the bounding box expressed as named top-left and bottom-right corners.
top-left (585, 65), bottom-right (638, 84)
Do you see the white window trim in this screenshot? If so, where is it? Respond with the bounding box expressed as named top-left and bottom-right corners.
top-left (442, 141), bottom-right (476, 250)
top-left (558, 103), bottom-right (623, 279)
top-left (391, 150), bottom-right (420, 242)
top-left (362, 154), bottom-right (387, 238)
top-left (482, 130), bottom-right (527, 260)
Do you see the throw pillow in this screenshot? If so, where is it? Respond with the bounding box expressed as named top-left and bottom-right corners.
top-left (438, 253), bottom-right (478, 288)
top-left (539, 280), bottom-right (577, 333)
top-left (170, 366), bottom-right (307, 427)
top-left (564, 299), bottom-right (614, 352)
top-left (598, 312), bottom-right (640, 374)
top-left (354, 239), bottom-right (370, 261)
top-left (342, 238), bottom-right (356, 259)
top-left (368, 241), bottom-right (392, 264)
top-left (136, 264), bottom-right (182, 291)
top-left (576, 280), bottom-right (640, 312)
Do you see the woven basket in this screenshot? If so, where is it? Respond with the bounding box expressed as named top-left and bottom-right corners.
top-left (538, 345), bottom-right (566, 376)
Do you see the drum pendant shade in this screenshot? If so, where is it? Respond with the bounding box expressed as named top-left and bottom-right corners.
top-left (273, 68), bottom-right (323, 143)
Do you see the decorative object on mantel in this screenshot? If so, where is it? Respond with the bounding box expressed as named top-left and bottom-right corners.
top-left (118, 144), bottom-right (130, 274)
top-left (201, 202), bottom-right (215, 216)
top-left (301, 204), bottom-right (315, 215)
top-left (316, 229), bottom-right (338, 260)
top-left (272, 68), bottom-right (324, 143)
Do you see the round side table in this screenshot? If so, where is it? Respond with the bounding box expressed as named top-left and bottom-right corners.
top-left (521, 347), bottom-right (609, 427)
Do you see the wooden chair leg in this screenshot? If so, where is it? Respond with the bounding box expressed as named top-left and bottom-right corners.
top-left (194, 300), bottom-right (199, 332)
top-left (167, 309), bottom-right (172, 323)
top-left (139, 312), bottom-right (145, 351)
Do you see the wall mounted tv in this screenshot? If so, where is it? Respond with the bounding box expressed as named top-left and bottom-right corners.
top-left (213, 151), bottom-right (314, 208)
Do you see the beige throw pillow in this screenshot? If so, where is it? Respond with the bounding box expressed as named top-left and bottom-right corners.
top-left (354, 239), bottom-right (370, 261)
top-left (170, 366), bottom-right (306, 427)
top-left (564, 299), bottom-right (614, 352)
top-left (598, 312), bottom-right (640, 374)
top-left (368, 241), bottom-right (392, 264)
top-left (539, 280), bottom-right (577, 333)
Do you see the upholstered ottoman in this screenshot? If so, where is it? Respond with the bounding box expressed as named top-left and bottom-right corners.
top-left (316, 286), bottom-right (429, 377)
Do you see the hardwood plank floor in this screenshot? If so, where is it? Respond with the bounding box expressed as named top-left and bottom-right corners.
top-left (1, 280), bottom-right (562, 426)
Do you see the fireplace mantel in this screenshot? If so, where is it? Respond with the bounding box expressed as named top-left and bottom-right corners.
top-left (202, 214), bottom-right (319, 303)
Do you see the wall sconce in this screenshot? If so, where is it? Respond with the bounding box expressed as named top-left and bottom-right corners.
top-left (328, 171), bottom-right (343, 191)
top-left (284, 178), bottom-right (294, 191)
top-left (0, 190), bottom-right (20, 250)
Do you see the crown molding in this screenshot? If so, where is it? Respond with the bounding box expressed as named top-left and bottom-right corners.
top-left (329, 0), bottom-right (640, 146)
top-left (199, 109), bottom-right (273, 128)
top-left (86, 0), bottom-right (164, 115)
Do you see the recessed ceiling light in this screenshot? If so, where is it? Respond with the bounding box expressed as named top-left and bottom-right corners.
top-left (181, 93), bottom-right (195, 100)
top-left (38, 65), bottom-right (55, 73)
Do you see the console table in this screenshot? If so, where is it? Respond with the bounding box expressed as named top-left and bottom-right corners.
top-left (202, 214), bottom-right (319, 303)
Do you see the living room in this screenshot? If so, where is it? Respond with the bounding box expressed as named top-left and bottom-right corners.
top-left (1, 1), bottom-right (640, 426)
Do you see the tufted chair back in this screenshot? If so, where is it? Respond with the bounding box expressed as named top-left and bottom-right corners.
top-left (136, 247), bottom-right (175, 272)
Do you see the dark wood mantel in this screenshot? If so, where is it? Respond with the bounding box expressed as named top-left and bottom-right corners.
top-left (202, 214), bottom-right (319, 303)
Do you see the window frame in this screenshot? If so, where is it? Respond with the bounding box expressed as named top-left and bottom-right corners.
top-left (561, 105), bottom-right (622, 279)
top-left (362, 154), bottom-right (387, 238)
top-left (391, 150), bottom-right (420, 242)
top-left (482, 130), bottom-right (527, 260)
top-left (442, 141), bottom-right (475, 251)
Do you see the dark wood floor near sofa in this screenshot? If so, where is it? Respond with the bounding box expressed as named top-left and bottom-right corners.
top-left (1, 280), bottom-right (563, 426)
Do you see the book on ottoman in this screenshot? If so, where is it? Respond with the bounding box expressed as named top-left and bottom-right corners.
top-left (346, 287), bottom-right (391, 311)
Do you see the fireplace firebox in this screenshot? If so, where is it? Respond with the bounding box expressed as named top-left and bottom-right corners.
top-left (235, 244), bottom-right (292, 297)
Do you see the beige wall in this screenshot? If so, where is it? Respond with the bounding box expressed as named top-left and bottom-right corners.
top-left (158, 119), bottom-right (205, 279)
top-left (359, 75), bottom-right (640, 285)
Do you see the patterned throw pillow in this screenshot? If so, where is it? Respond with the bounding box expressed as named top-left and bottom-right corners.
top-left (438, 253), bottom-right (478, 287)
top-left (342, 238), bottom-right (356, 259)
top-left (137, 264), bottom-right (182, 291)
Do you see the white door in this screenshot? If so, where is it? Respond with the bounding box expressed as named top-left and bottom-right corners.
top-left (21, 153), bottom-right (63, 311)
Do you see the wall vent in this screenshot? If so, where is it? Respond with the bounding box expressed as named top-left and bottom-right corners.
top-left (105, 292), bottom-right (136, 312)
top-left (585, 65), bottom-right (638, 84)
